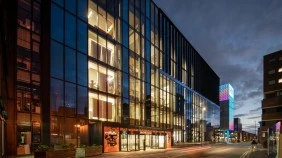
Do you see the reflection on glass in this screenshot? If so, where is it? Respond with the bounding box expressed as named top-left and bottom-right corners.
top-left (50, 78), bottom-right (64, 116)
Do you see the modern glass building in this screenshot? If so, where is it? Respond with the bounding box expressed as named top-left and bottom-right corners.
top-left (0, 0), bottom-right (220, 156)
top-left (219, 84), bottom-right (234, 142)
top-left (220, 83), bottom-right (234, 131)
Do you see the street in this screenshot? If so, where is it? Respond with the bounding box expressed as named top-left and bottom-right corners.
top-left (96, 142), bottom-right (268, 158)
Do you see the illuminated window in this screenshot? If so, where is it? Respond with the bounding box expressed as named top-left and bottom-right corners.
top-left (279, 78), bottom-right (282, 83)
top-left (279, 68), bottom-right (282, 72)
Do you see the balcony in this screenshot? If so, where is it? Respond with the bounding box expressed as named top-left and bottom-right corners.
top-left (262, 112), bottom-right (282, 120)
top-left (262, 96), bottom-right (282, 108)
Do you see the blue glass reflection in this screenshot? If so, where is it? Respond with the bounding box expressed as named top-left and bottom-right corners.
top-left (50, 78), bottom-right (64, 115)
top-left (65, 82), bottom-right (76, 117)
top-left (65, 13), bottom-right (76, 48)
top-left (122, 73), bottom-right (129, 98)
top-left (65, 47), bottom-right (76, 83)
top-left (122, 47), bottom-right (129, 72)
top-left (77, 0), bottom-right (87, 21)
top-left (77, 20), bottom-right (87, 54)
top-left (121, 0), bottom-right (128, 21)
top-left (52, 0), bottom-right (64, 7)
top-left (65, 0), bottom-right (76, 14)
top-left (51, 3), bottom-right (63, 42)
top-left (77, 53), bottom-right (88, 86)
top-left (51, 40), bottom-right (63, 79)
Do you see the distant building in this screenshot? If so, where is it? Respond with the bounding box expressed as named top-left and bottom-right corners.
top-left (219, 84), bottom-right (234, 143)
top-left (234, 118), bottom-right (242, 132)
top-left (220, 84), bottom-right (234, 131)
top-left (233, 118), bottom-right (242, 142)
top-left (262, 51), bottom-right (282, 156)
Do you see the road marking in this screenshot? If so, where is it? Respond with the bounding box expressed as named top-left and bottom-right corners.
top-left (240, 150), bottom-right (250, 158)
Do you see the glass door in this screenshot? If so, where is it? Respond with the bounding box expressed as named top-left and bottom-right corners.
top-left (151, 135), bottom-right (159, 149)
top-left (128, 134), bottom-right (135, 151)
top-left (139, 135), bottom-right (145, 150)
top-left (145, 135), bottom-right (151, 149)
top-left (121, 132), bottom-right (128, 151)
top-left (135, 134), bottom-right (139, 151)
top-left (159, 135), bottom-right (165, 148)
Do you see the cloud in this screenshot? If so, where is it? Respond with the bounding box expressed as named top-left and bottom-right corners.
top-left (234, 114), bottom-right (248, 118)
top-left (249, 107), bottom-right (261, 113)
top-left (248, 116), bottom-right (261, 120)
top-left (233, 107), bottom-right (261, 118)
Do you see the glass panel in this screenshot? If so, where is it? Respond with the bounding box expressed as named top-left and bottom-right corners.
top-left (107, 69), bottom-right (116, 95)
top-left (88, 31), bottom-right (98, 59)
top-left (51, 3), bottom-right (63, 42)
top-left (65, 47), bottom-right (76, 83)
top-left (50, 116), bottom-right (64, 144)
top-left (78, 0), bottom-right (87, 21)
top-left (77, 86), bottom-right (88, 117)
top-left (17, 28), bottom-right (30, 50)
top-left (51, 40), bottom-right (63, 79)
top-left (52, 0), bottom-right (64, 6)
top-left (88, 62), bottom-right (98, 89)
top-left (129, 28), bottom-right (134, 51)
top-left (17, 7), bottom-right (31, 30)
top-left (65, 82), bottom-right (76, 117)
top-left (65, 13), bottom-right (76, 48)
top-left (50, 78), bottom-right (64, 116)
top-left (77, 20), bottom-right (87, 54)
top-left (128, 134), bottom-right (135, 151)
top-left (65, 0), bottom-right (76, 14)
top-left (77, 53), bottom-right (88, 86)
top-left (121, 131), bottom-right (128, 151)
top-left (65, 118), bottom-right (78, 146)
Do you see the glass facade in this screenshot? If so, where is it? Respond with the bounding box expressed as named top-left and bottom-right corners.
top-left (13, 0), bottom-right (219, 155)
top-left (16, 0), bottom-right (42, 155)
top-left (50, 0), bottom-right (88, 148)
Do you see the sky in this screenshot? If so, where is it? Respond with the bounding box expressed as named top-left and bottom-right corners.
top-left (153, 0), bottom-right (282, 133)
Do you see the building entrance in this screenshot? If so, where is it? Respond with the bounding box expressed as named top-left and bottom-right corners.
top-left (104, 126), bottom-right (171, 152)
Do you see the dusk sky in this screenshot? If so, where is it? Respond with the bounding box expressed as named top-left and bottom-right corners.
top-left (154, 0), bottom-right (282, 133)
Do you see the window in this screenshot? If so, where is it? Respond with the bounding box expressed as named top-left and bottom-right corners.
top-left (269, 58), bottom-right (275, 64)
top-left (88, 92), bottom-right (117, 122)
top-left (278, 68), bottom-right (282, 72)
top-left (88, 0), bottom-right (115, 38)
top-left (268, 69), bottom-right (275, 74)
top-left (88, 31), bottom-right (117, 67)
top-left (278, 78), bottom-right (282, 83)
top-left (88, 62), bottom-right (116, 94)
top-left (269, 80), bottom-right (275, 85)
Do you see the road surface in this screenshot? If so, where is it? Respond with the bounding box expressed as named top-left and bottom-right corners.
top-left (97, 142), bottom-right (268, 158)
